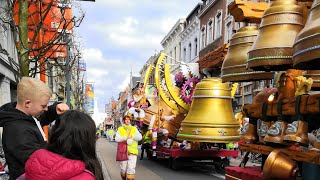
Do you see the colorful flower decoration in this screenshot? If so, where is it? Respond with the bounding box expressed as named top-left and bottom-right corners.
top-left (174, 72), bottom-right (186, 88)
top-left (181, 77), bottom-right (200, 104)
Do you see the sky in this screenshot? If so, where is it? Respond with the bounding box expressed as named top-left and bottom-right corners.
top-left (76, 0), bottom-right (200, 112)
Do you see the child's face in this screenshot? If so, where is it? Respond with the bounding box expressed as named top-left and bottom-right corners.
top-left (26, 95), bottom-right (50, 117)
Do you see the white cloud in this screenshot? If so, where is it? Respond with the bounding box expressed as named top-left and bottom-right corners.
top-left (89, 15), bottom-right (184, 50)
top-left (91, 17), bottom-right (164, 49)
top-left (95, 0), bottom-right (136, 8)
top-left (83, 48), bottom-right (142, 97)
top-left (95, 0), bottom-right (200, 13)
top-left (118, 75), bottom-right (130, 90)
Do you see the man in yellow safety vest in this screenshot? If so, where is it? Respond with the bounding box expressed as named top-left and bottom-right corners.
top-left (140, 125), bottom-right (152, 160)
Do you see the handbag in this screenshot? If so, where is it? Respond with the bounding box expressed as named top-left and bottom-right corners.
top-left (116, 141), bottom-right (128, 161)
top-left (116, 127), bottom-right (132, 161)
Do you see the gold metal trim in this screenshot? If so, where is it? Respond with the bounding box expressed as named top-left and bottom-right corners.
top-left (155, 53), bottom-right (179, 112)
top-left (164, 64), bottom-right (190, 112)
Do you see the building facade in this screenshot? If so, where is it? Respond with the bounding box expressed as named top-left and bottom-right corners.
top-left (0, 0), bottom-right (19, 106)
top-left (139, 54), bottom-right (159, 86)
top-left (180, 3), bottom-right (203, 63)
top-left (199, 0), bottom-right (226, 59)
top-left (160, 19), bottom-right (185, 64)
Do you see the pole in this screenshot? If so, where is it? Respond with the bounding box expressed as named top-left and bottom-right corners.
top-left (65, 37), bottom-right (71, 107)
top-left (241, 82), bottom-right (245, 108)
top-left (157, 64), bottom-right (160, 130)
top-left (37, 1), bottom-right (48, 139)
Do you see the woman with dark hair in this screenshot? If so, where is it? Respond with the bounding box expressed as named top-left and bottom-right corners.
top-left (18, 110), bottom-right (104, 180)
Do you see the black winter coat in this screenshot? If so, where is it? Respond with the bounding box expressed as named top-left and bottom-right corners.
top-left (0, 102), bottom-right (59, 180)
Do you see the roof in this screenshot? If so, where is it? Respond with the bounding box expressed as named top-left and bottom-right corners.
top-left (160, 18), bottom-right (186, 45)
top-left (197, 43), bottom-right (228, 70)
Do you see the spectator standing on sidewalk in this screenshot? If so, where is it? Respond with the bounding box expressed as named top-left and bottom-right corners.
top-left (0, 77), bottom-right (69, 180)
top-left (109, 127), bottom-right (115, 141)
top-left (115, 115), bottom-right (142, 180)
top-left (17, 110), bottom-right (104, 180)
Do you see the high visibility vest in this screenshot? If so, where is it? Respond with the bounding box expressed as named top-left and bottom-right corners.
top-left (143, 131), bottom-right (152, 144)
top-left (226, 142), bottom-right (234, 149)
top-left (109, 129), bottom-right (114, 135)
top-left (118, 126), bottom-right (139, 155)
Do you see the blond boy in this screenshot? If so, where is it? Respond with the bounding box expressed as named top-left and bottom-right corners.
top-left (0, 77), bottom-right (69, 180)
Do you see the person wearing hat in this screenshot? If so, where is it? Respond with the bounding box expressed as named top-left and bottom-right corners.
top-left (115, 115), bottom-right (142, 180)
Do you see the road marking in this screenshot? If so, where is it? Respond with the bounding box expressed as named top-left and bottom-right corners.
top-left (211, 173), bottom-right (225, 179)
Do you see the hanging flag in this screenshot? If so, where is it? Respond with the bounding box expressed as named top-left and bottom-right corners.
top-left (84, 82), bottom-right (94, 113)
top-left (79, 62), bottom-right (86, 71)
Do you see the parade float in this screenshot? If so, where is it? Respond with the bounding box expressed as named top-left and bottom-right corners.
top-left (224, 0), bottom-right (320, 179)
top-left (126, 52), bottom-right (241, 170)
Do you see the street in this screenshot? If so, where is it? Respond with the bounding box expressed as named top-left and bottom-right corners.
top-left (96, 138), bottom-right (225, 180)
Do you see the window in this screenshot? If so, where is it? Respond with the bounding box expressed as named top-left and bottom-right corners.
top-left (207, 20), bottom-right (213, 44)
top-left (179, 42), bottom-right (181, 61)
top-left (195, 38), bottom-right (198, 56)
top-left (244, 85), bottom-right (252, 93)
top-left (226, 22), bottom-right (233, 43)
top-left (170, 51), bottom-right (172, 63)
top-left (226, 0), bottom-right (233, 14)
top-left (189, 43), bottom-right (192, 62)
top-left (215, 11), bottom-right (222, 39)
top-left (174, 47), bottom-right (177, 61)
top-left (201, 27), bottom-right (206, 49)
top-left (259, 80), bottom-right (264, 89)
top-left (183, 48), bottom-right (187, 62)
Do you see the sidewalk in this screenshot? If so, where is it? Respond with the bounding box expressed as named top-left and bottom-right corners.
top-left (97, 140), bottom-right (111, 180)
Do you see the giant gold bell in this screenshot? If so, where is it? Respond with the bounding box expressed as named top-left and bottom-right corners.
top-left (221, 26), bottom-right (274, 82)
top-left (294, 0), bottom-right (320, 69)
top-left (247, 0), bottom-right (304, 71)
top-left (177, 78), bottom-right (240, 143)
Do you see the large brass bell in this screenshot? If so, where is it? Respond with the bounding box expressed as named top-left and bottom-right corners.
top-left (221, 26), bottom-right (274, 82)
top-left (177, 78), bottom-right (240, 143)
top-left (263, 150), bottom-right (299, 179)
top-left (247, 0), bottom-right (304, 71)
top-left (143, 98), bottom-right (184, 138)
top-left (293, 0), bottom-right (320, 69)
